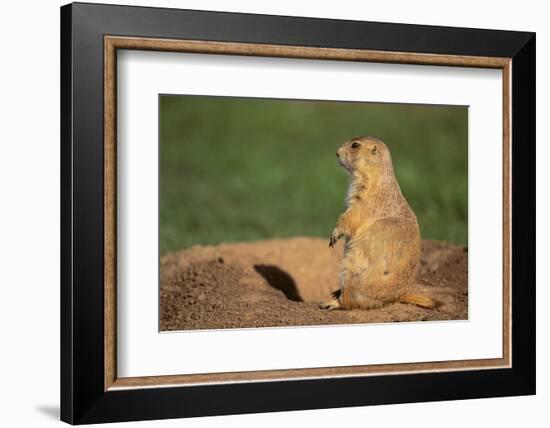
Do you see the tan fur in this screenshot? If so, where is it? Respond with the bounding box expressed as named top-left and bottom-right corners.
top-left (399, 294), bottom-right (435, 309)
top-left (320, 136), bottom-right (432, 311)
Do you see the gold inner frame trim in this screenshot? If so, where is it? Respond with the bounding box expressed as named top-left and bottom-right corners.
top-left (104, 35), bottom-right (512, 391)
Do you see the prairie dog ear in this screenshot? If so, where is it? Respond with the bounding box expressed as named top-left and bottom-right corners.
top-left (368, 143), bottom-right (385, 164)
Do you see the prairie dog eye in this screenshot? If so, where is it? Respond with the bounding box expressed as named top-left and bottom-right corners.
top-left (351, 142), bottom-right (361, 149)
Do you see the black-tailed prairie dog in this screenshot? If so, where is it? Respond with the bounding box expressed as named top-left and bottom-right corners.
top-left (320, 136), bottom-right (434, 310)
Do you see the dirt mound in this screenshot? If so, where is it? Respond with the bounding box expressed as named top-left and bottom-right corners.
top-left (160, 238), bottom-right (468, 331)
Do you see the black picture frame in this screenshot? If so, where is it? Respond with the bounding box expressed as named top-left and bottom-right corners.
top-left (61, 2), bottom-right (535, 424)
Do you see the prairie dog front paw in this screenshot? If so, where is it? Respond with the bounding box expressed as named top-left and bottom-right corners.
top-left (329, 228), bottom-right (343, 248)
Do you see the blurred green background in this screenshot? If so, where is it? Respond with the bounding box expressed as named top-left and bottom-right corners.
top-left (160, 95), bottom-right (468, 255)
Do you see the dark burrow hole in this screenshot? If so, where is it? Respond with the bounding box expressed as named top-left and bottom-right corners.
top-left (253, 264), bottom-right (303, 302)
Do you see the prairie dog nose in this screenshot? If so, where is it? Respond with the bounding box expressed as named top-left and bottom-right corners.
top-left (336, 151), bottom-right (340, 158)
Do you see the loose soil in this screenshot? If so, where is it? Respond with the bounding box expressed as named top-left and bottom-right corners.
top-left (160, 238), bottom-right (468, 331)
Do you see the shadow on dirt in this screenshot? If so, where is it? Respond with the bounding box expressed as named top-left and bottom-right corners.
top-left (254, 264), bottom-right (302, 302)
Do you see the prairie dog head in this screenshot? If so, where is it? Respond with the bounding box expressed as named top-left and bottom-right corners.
top-left (336, 136), bottom-right (392, 175)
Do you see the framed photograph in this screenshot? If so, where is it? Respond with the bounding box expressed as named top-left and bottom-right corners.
top-left (60, 2), bottom-right (535, 424)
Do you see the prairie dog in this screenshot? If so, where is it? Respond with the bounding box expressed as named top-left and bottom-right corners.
top-left (321, 136), bottom-right (434, 310)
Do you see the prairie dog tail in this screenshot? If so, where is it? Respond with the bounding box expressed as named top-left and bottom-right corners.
top-left (399, 294), bottom-right (435, 309)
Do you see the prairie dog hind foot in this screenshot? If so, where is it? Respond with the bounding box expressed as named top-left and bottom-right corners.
top-left (319, 300), bottom-right (341, 310)
top-left (318, 288), bottom-right (342, 310)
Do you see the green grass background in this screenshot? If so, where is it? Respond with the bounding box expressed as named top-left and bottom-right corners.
top-left (160, 95), bottom-right (468, 255)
